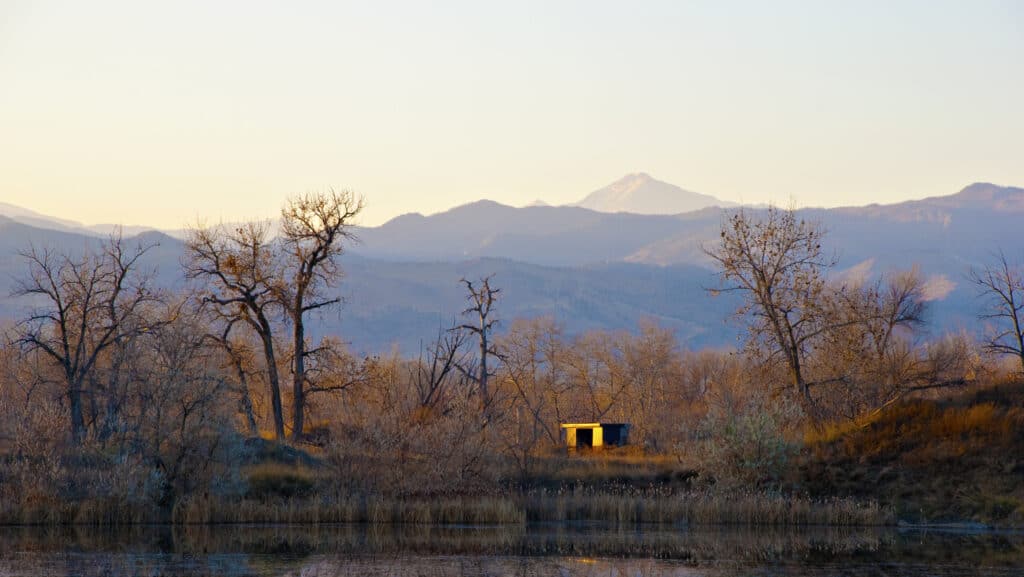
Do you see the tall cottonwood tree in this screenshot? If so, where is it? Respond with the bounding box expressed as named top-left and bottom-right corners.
top-left (279, 190), bottom-right (363, 439)
top-left (704, 207), bottom-right (834, 416)
top-left (969, 252), bottom-right (1024, 373)
top-left (185, 221), bottom-right (287, 439)
top-left (15, 234), bottom-right (160, 444)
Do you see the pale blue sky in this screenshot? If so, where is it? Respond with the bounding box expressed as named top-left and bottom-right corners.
top-left (1, 0), bottom-right (1021, 227)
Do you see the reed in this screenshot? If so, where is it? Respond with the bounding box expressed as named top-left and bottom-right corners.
top-left (1, 487), bottom-right (891, 527)
top-left (0, 496), bottom-right (162, 526)
top-left (521, 489), bottom-right (893, 526)
top-left (161, 490), bottom-right (892, 527)
top-left (171, 494), bottom-right (526, 525)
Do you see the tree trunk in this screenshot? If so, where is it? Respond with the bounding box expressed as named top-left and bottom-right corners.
top-left (69, 381), bottom-right (86, 444)
top-left (478, 330), bottom-right (489, 410)
top-left (259, 330), bottom-right (286, 440)
top-left (1014, 315), bottom-right (1024, 374)
top-left (291, 314), bottom-right (305, 440)
top-left (781, 314), bottom-right (816, 421)
top-left (235, 363), bottom-right (259, 436)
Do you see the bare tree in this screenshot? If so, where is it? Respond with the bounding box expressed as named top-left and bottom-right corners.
top-left (817, 268), bottom-right (929, 417)
top-left (279, 189), bottom-right (363, 439)
top-left (499, 317), bottom-right (572, 479)
top-left (297, 336), bottom-right (370, 416)
top-left (864, 268), bottom-right (928, 364)
top-left (500, 317), bottom-right (568, 448)
top-left (619, 320), bottom-right (685, 448)
top-left (14, 234), bottom-right (160, 444)
top-left (704, 207), bottom-right (834, 416)
top-left (458, 275), bottom-right (501, 414)
top-left (412, 323), bottom-right (471, 413)
top-left (185, 221), bottom-right (287, 439)
top-left (135, 304), bottom-right (235, 503)
top-left (969, 251), bottom-right (1024, 373)
top-left (565, 330), bottom-right (631, 423)
top-left (203, 317), bottom-right (260, 436)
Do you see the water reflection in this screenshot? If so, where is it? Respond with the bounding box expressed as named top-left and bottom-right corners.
top-left (0, 524), bottom-right (1021, 576)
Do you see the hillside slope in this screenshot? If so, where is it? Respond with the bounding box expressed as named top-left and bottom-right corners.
top-left (801, 382), bottom-right (1024, 525)
top-left (0, 219), bottom-right (739, 353)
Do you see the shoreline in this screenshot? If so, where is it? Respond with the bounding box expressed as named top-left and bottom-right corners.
top-left (1, 492), bottom-right (896, 528)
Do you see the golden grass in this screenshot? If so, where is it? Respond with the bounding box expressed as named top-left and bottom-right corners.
top-left (522, 490), bottom-right (891, 526)
top-left (800, 381), bottom-right (1024, 525)
top-left (807, 396), bottom-right (1024, 464)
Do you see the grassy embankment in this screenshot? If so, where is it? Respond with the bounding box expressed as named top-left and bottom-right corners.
top-left (181, 379), bottom-right (1024, 527)
top-left (2, 447), bottom-right (888, 527)
top-left (5, 381), bottom-right (1022, 528)
top-left (800, 380), bottom-right (1024, 526)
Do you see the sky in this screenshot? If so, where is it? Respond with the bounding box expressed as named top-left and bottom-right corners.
top-left (1, 0), bottom-right (1022, 228)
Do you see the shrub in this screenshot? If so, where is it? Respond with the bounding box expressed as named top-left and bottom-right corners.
top-left (698, 397), bottom-right (800, 489)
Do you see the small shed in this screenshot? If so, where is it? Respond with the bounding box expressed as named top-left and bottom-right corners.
top-left (560, 422), bottom-right (631, 450)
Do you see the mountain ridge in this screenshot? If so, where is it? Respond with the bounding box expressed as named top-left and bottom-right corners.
top-left (0, 181), bottom-right (1021, 354)
top-left (6, 177), bottom-right (1019, 240)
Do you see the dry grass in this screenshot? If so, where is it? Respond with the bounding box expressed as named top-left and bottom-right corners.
top-left (244, 462), bottom-right (316, 499)
top-left (22, 382), bottom-right (1023, 528)
top-left (522, 489), bottom-right (891, 526)
top-left (0, 496), bottom-right (163, 526)
top-left (0, 438), bottom-right (894, 527)
top-left (172, 494), bottom-right (526, 525)
top-left (168, 485), bottom-right (890, 527)
top-left (515, 447), bottom-right (698, 493)
top-left (801, 381), bottom-right (1024, 525)
top-left (0, 523), bottom-right (926, 563)
top-left (3, 485), bottom-right (890, 527)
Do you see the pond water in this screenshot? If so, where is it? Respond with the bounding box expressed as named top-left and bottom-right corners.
top-left (0, 524), bottom-right (1021, 576)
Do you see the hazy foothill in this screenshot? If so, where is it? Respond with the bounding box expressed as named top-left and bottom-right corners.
top-left (1, 178), bottom-right (1023, 530)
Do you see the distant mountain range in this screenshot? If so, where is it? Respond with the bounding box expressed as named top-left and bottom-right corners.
top-left (0, 201), bottom-right (164, 238)
top-left (1, 180), bottom-right (1021, 353)
top-left (0, 215), bottom-right (734, 353)
top-left (0, 173), bottom-right (733, 240)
